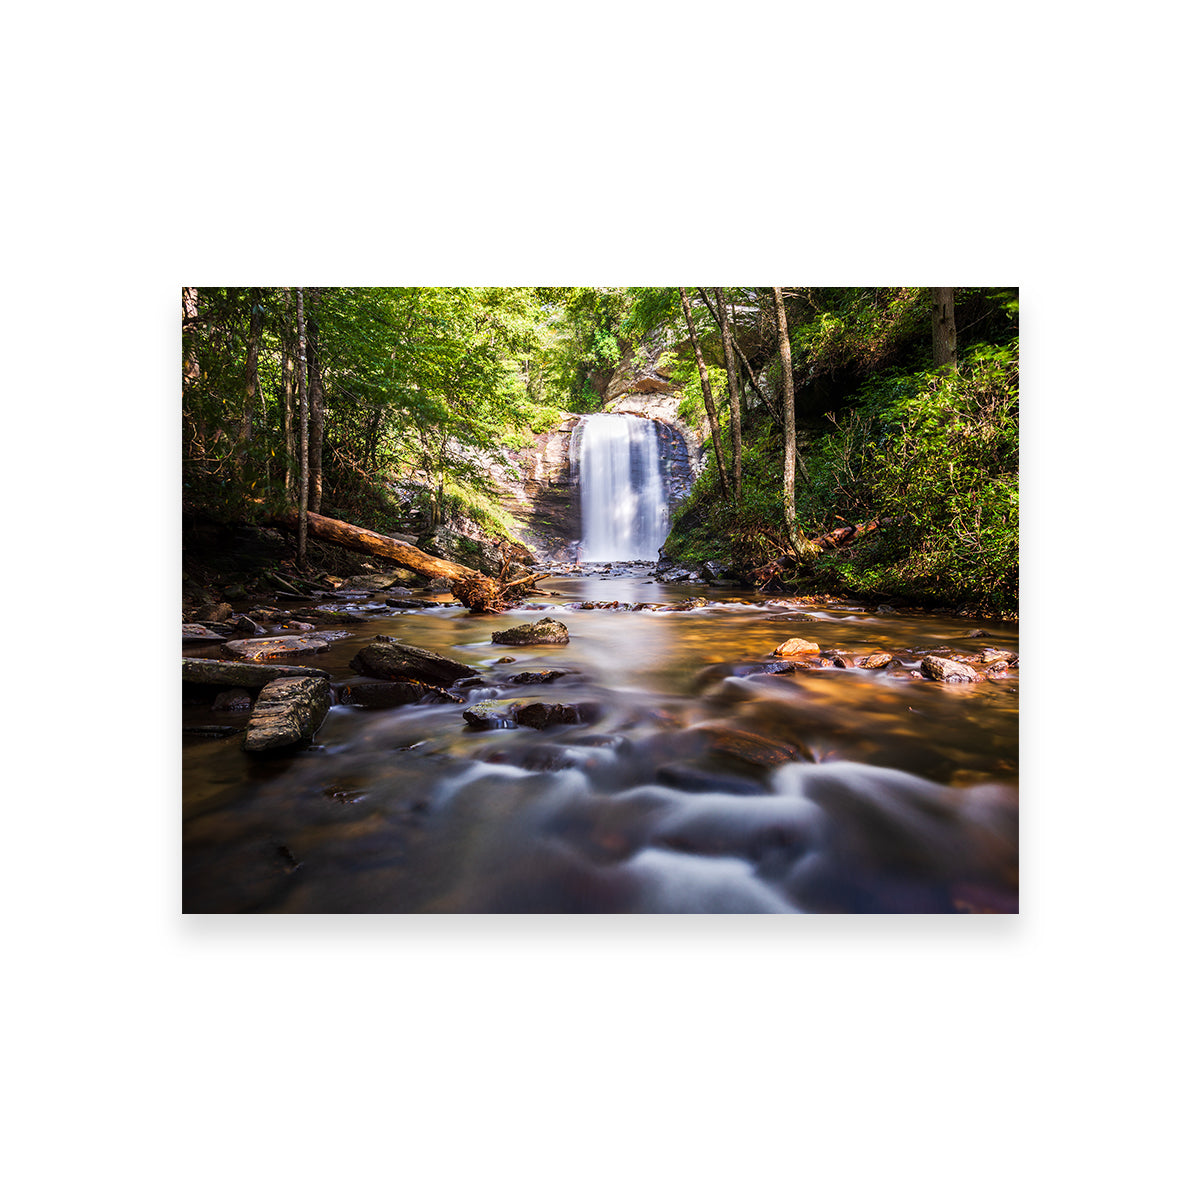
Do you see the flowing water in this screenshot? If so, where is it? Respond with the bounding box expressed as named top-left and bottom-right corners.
top-left (182, 574), bottom-right (1018, 914)
top-left (574, 414), bottom-right (668, 561)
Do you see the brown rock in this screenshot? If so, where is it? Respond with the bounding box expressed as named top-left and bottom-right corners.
top-left (338, 680), bottom-right (461, 708)
top-left (349, 639), bottom-right (476, 685)
top-left (492, 617), bottom-right (570, 646)
top-left (222, 636), bottom-right (332, 661)
top-left (182, 623), bottom-right (225, 642)
top-left (860, 653), bottom-right (897, 669)
top-left (696, 725), bottom-right (802, 768)
top-left (773, 637), bottom-right (820, 657)
top-left (977, 648), bottom-right (1019, 666)
top-left (244, 676), bottom-right (332, 752)
top-left (182, 658), bottom-right (330, 687)
top-left (921, 655), bottom-right (981, 683)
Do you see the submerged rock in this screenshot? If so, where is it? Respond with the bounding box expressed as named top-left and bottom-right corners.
top-left (462, 698), bottom-right (600, 730)
top-left (244, 676), bottom-right (332, 752)
top-left (338, 680), bottom-right (461, 708)
top-left (491, 617), bottom-right (570, 645)
top-left (773, 637), bottom-right (820, 657)
top-left (212, 688), bottom-right (253, 711)
top-left (222, 635), bottom-right (332, 661)
top-left (349, 638), bottom-right (476, 685)
top-left (508, 669), bottom-right (574, 685)
top-left (921, 655), bottom-right (981, 683)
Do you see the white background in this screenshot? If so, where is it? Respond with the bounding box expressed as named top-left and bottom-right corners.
top-left (3, 3), bottom-right (1194, 1198)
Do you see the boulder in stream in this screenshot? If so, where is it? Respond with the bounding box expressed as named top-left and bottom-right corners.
top-left (491, 617), bottom-right (570, 645)
top-left (860, 653), bottom-right (897, 669)
top-left (348, 638), bottom-right (476, 685)
top-left (244, 676), bottom-right (332, 752)
top-left (773, 637), bottom-right (820, 657)
top-left (921, 655), bottom-right (981, 683)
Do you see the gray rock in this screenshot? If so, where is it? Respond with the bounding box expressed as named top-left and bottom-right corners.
top-left (348, 638), bottom-right (476, 685)
top-left (491, 617), bottom-right (570, 645)
top-left (244, 676), bottom-right (332, 752)
top-left (701, 560), bottom-right (728, 582)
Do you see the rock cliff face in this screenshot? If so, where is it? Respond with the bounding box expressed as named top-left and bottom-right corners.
top-left (491, 391), bottom-right (699, 563)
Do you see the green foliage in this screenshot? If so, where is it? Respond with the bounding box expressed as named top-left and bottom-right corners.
top-left (803, 340), bottom-right (1020, 614)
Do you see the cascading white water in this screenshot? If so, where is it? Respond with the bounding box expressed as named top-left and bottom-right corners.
top-left (574, 413), bottom-right (668, 561)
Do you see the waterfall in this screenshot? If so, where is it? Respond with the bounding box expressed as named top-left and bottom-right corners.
top-left (573, 413), bottom-right (668, 561)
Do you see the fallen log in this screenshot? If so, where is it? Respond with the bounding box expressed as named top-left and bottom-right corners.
top-left (268, 508), bottom-right (536, 613)
top-left (750, 517), bottom-right (895, 587)
top-left (272, 508), bottom-right (483, 583)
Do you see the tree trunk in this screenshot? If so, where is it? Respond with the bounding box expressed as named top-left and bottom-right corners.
top-left (306, 287), bottom-right (326, 513)
top-left (679, 288), bottom-right (729, 498)
top-left (711, 287), bottom-right (742, 504)
top-left (772, 287), bottom-right (818, 564)
top-left (280, 289), bottom-right (296, 497)
top-left (182, 287), bottom-right (205, 454)
top-left (239, 287), bottom-right (263, 474)
top-left (295, 289), bottom-right (309, 567)
top-left (932, 287), bottom-right (957, 369)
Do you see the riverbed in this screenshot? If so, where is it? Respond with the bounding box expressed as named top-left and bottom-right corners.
top-left (182, 570), bottom-right (1018, 914)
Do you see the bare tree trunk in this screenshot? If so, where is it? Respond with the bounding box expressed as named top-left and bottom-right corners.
top-left (932, 287), bottom-right (957, 369)
top-left (772, 287), bottom-right (818, 564)
top-left (711, 287), bottom-right (742, 504)
top-left (306, 286), bottom-right (326, 513)
top-left (295, 288), bottom-right (309, 567)
top-left (280, 289), bottom-right (295, 496)
top-left (239, 287), bottom-right (263, 475)
top-left (182, 287), bottom-right (205, 455)
top-left (679, 288), bottom-right (729, 498)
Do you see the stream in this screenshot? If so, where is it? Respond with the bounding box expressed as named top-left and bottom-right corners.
top-left (182, 570), bottom-right (1018, 914)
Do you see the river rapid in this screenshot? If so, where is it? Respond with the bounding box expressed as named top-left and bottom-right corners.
top-left (183, 570), bottom-right (1018, 914)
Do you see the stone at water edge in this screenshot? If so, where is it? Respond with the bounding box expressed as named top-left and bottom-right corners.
top-left (244, 676), bottom-right (332, 752)
top-left (182, 658), bottom-right (330, 688)
top-left (920, 655), bottom-right (981, 683)
top-left (772, 637), bottom-right (820, 657)
top-left (182, 624), bottom-right (226, 642)
top-left (491, 617), bottom-right (570, 646)
top-left (222, 635), bottom-right (332, 661)
top-left (348, 639), bottom-right (477, 686)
